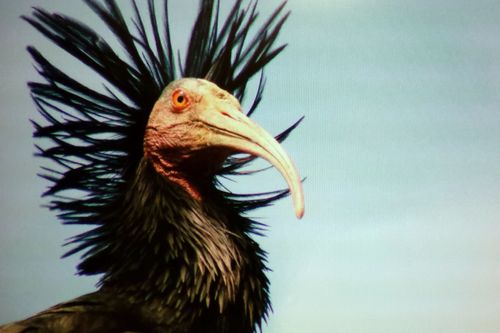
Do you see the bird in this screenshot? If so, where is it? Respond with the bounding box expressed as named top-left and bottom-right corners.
top-left (1, 0), bottom-right (304, 332)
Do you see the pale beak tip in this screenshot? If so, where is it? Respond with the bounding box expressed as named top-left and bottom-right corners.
top-left (294, 202), bottom-right (305, 219)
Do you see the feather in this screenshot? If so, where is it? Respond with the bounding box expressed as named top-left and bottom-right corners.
top-left (14, 1), bottom-right (301, 331)
top-left (23, 0), bottom-right (295, 254)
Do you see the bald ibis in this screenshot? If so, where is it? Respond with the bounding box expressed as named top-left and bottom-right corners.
top-left (1, 1), bottom-right (304, 332)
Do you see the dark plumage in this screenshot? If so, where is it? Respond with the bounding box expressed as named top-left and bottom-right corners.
top-left (1, 1), bottom-right (304, 332)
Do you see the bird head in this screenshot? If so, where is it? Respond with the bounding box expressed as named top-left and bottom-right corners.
top-left (144, 78), bottom-right (304, 218)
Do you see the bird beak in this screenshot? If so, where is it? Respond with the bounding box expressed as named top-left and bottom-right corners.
top-left (200, 105), bottom-right (304, 219)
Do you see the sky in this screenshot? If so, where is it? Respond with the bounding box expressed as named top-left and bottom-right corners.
top-left (1, 1), bottom-right (500, 332)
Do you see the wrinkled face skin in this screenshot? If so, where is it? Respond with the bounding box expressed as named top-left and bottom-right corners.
top-left (144, 79), bottom-right (241, 192)
top-left (145, 78), bottom-right (242, 161)
top-left (144, 78), bottom-right (304, 218)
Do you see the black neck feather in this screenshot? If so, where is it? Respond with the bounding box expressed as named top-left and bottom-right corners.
top-left (74, 158), bottom-right (270, 331)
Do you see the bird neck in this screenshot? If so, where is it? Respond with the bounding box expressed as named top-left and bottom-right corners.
top-left (144, 143), bottom-right (230, 202)
top-left (86, 158), bottom-right (270, 330)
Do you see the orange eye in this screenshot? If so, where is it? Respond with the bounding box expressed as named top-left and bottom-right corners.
top-left (171, 89), bottom-right (190, 112)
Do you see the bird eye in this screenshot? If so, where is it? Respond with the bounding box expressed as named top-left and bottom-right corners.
top-left (171, 89), bottom-right (190, 112)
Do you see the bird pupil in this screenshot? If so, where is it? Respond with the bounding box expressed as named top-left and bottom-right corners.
top-left (177, 95), bottom-right (184, 103)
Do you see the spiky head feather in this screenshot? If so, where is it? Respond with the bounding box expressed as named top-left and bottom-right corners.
top-left (24, 0), bottom-right (300, 255)
top-left (23, 1), bottom-right (301, 330)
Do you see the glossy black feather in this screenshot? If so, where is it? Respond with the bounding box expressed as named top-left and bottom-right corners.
top-left (24, 0), bottom-right (294, 230)
top-left (10, 0), bottom-right (299, 332)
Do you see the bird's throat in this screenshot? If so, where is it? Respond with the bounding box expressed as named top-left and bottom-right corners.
top-left (154, 160), bottom-right (202, 200)
top-left (144, 147), bottom-right (230, 202)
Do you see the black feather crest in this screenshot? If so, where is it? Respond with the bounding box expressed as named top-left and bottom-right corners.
top-left (24, 0), bottom-right (295, 255)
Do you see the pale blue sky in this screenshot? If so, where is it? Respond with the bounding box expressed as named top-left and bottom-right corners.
top-left (1, 1), bottom-right (500, 332)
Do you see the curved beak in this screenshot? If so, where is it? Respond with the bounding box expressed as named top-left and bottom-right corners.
top-left (199, 104), bottom-right (304, 219)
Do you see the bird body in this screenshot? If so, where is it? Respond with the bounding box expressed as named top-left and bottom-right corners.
top-left (1, 1), bottom-right (304, 332)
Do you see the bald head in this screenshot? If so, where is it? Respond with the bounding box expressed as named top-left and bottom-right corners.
top-left (144, 78), bottom-right (304, 218)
